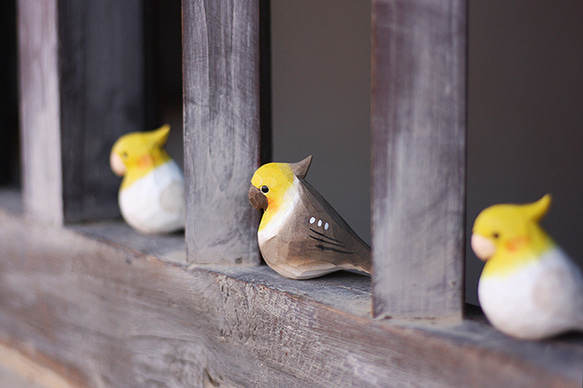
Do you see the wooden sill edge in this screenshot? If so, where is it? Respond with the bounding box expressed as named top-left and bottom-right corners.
top-left (1, 189), bottom-right (583, 386)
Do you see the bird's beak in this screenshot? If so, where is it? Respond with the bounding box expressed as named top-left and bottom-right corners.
top-left (110, 152), bottom-right (126, 177)
top-left (249, 185), bottom-right (268, 210)
top-left (471, 233), bottom-right (496, 261)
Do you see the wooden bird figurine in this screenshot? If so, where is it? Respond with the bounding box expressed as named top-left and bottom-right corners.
top-left (249, 155), bottom-right (371, 279)
top-left (471, 194), bottom-right (583, 339)
top-left (110, 125), bottom-right (185, 234)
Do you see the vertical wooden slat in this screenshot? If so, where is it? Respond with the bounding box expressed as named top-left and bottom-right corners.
top-left (18, 0), bottom-right (63, 223)
top-left (371, 0), bottom-right (467, 321)
top-left (17, 0), bottom-right (145, 224)
top-left (182, 0), bottom-right (261, 264)
top-left (18, 0), bottom-right (62, 223)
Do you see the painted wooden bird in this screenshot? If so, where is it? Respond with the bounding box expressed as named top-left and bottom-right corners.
top-left (471, 194), bottom-right (583, 339)
top-left (249, 155), bottom-right (371, 279)
top-left (110, 124), bottom-right (185, 234)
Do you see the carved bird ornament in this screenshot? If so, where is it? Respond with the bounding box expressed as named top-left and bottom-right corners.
top-left (472, 195), bottom-right (583, 339)
top-left (249, 156), bottom-right (371, 279)
top-left (110, 125), bottom-right (185, 234)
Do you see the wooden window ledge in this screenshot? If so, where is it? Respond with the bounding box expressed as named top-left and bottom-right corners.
top-left (0, 189), bottom-right (582, 387)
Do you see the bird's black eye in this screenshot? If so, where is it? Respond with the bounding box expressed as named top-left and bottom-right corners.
top-left (261, 185), bottom-right (269, 193)
top-left (492, 232), bottom-right (499, 239)
top-left (122, 152), bottom-right (129, 159)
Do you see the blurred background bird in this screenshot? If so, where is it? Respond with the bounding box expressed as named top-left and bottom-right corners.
top-left (249, 155), bottom-right (371, 279)
top-left (471, 194), bottom-right (583, 339)
top-left (110, 124), bottom-right (185, 234)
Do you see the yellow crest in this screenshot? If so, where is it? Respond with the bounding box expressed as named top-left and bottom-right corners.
top-left (472, 194), bottom-right (554, 278)
top-left (110, 124), bottom-right (173, 190)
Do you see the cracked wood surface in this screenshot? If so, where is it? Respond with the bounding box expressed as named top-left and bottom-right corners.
top-left (0, 198), bottom-right (582, 387)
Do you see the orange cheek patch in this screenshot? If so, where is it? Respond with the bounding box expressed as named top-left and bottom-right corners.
top-left (505, 236), bottom-right (530, 252)
top-left (137, 155), bottom-right (154, 169)
top-left (266, 198), bottom-right (279, 214)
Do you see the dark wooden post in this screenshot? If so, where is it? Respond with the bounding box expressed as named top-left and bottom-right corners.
top-left (371, 0), bottom-right (467, 321)
top-left (17, 0), bottom-right (146, 224)
top-left (182, 1), bottom-right (262, 264)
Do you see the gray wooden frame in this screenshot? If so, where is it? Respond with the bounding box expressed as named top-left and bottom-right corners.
top-left (17, 0), bottom-right (145, 225)
top-left (7, 0), bottom-right (583, 387)
top-left (371, 0), bottom-right (467, 321)
top-left (182, 0), bottom-right (261, 265)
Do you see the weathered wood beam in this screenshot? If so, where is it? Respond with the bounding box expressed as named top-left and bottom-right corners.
top-left (182, 0), bottom-right (261, 264)
top-left (371, 0), bottom-right (467, 320)
top-left (17, 0), bottom-right (145, 224)
top-left (0, 202), bottom-right (581, 387)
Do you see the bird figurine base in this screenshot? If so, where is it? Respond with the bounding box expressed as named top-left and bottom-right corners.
top-left (471, 194), bottom-right (583, 340)
top-left (249, 156), bottom-right (371, 280)
top-left (110, 125), bottom-right (185, 235)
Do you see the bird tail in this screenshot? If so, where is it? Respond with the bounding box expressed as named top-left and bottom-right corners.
top-left (356, 261), bottom-right (371, 275)
top-left (349, 251), bottom-right (371, 275)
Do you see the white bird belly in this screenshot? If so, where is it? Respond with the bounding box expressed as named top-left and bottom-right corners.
top-left (478, 247), bottom-right (583, 339)
top-left (119, 161), bottom-right (185, 234)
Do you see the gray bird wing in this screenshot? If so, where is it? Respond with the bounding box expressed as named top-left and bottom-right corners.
top-left (300, 179), bottom-right (370, 259)
top-left (262, 178), bottom-right (371, 279)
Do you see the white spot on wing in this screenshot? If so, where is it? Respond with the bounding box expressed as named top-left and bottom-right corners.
top-left (317, 220), bottom-right (322, 227)
top-left (309, 217), bottom-right (316, 224)
top-left (324, 222), bottom-right (329, 230)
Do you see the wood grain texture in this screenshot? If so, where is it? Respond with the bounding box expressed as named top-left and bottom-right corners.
top-left (0, 204), bottom-right (582, 387)
top-left (182, 0), bottom-right (261, 264)
top-left (371, 0), bottom-right (467, 320)
top-left (17, 0), bottom-right (145, 224)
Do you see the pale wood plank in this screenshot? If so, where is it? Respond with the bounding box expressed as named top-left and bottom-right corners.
top-left (17, 0), bottom-right (145, 224)
top-left (18, 0), bottom-right (63, 224)
top-left (0, 344), bottom-right (79, 388)
top-left (371, 0), bottom-right (467, 320)
top-left (182, 0), bottom-right (261, 264)
top-left (0, 205), bottom-right (581, 387)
